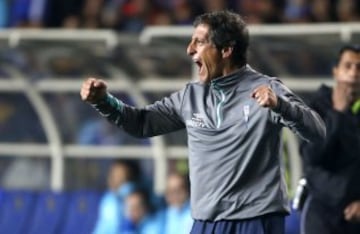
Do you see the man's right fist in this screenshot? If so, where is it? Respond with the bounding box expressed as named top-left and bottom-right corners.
top-left (80, 78), bottom-right (107, 104)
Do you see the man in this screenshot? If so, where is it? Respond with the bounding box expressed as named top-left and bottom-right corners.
top-left (159, 173), bottom-right (193, 234)
top-left (300, 44), bottom-right (360, 234)
top-left (121, 189), bottom-right (158, 234)
top-left (93, 160), bottom-right (138, 234)
top-left (81, 10), bottom-right (325, 234)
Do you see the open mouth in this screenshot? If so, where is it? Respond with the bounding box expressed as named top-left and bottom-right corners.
top-left (194, 59), bottom-right (203, 73)
top-left (195, 60), bottom-right (202, 67)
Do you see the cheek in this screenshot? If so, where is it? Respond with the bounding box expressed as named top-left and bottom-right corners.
top-left (203, 53), bottom-right (220, 71)
top-left (335, 69), bottom-right (351, 81)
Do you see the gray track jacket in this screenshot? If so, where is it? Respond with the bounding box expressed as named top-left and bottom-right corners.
top-left (93, 65), bottom-right (326, 221)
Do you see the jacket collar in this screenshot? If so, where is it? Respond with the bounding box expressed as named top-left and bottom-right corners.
top-left (210, 64), bottom-right (250, 89)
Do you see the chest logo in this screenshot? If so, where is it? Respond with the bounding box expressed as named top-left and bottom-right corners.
top-left (186, 113), bottom-right (206, 128)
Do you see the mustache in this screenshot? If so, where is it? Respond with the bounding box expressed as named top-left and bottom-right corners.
top-left (337, 80), bottom-right (360, 86)
top-left (337, 81), bottom-right (360, 98)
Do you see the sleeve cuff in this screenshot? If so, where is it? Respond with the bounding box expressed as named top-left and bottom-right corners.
top-left (92, 93), bottom-right (123, 116)
top-left (272, 96), bottom-right (287, 114)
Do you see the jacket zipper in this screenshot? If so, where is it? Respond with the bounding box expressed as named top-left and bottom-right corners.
top-left (214, 86), bottom-right (226, 128)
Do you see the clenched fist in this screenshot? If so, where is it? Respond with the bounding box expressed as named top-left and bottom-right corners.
top-left (80, 78), bottom-right (107, 104)
top-left (251, 85), bottom-right (278, 109)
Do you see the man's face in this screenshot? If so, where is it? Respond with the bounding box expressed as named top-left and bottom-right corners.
top-left (187, 24), bottom-right (223, 83)
top-left (125, 193), bottom-right (147, 224)
top-left (165, 175), bottom-right (188, 208)
top-left (107, 164), bottom-right (129, 191)
top-left (333, 50), bottom-right (360, 99)
top-left (333, 50), bottom-right (360, 84)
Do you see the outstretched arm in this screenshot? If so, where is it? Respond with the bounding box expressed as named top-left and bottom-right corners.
top-left (80, 78), bottom-right (186, 138)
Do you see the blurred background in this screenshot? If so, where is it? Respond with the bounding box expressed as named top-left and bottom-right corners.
top-left (0, 0), bottom-right (359, 233)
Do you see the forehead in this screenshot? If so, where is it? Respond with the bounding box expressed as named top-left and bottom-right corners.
top-left (111, 164), bottom-right (127, 173)
top-left (339, 50), bottom-right (360, 64)
top-left (127, 193), bottom-right (142, 203)
top-left (167, 175), bottom-right (183, 186)
top-left (192, 24), bottom-right (210, 39)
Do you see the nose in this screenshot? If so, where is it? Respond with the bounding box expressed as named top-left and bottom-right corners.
top-left (187, 41), bottom-right (195, 56)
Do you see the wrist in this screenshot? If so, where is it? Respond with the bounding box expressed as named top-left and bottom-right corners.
top-left (93, 93), bottom-right (109, 105)
top-left (272, 96), bottom-right (284, 113)
top-left (92, 93), bottom-right (123, 117)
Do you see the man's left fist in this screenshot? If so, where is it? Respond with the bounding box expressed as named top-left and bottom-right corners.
top-left (251, 85), bottom-right (278, 109)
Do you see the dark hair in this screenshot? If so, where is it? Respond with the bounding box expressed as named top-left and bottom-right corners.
top-left (112, 159), bottom-right (141, 182)
top-left (168, 172), bottom-right (190, 193)
top-left (334, 44), bottom-right (360, 66)
top-left (128, 188), bottom-right (154, 213)
top-left (193, 10), bottom-right (249, 66)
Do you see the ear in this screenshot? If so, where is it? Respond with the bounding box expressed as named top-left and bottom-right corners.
top-left (221, 46), bottom-right (233, 59)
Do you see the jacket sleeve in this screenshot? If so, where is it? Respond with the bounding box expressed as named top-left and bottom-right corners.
top-left (91, 87), bottom-right (187, 138)
top-left (300, 106), bottom-right (360, 165)
top-left (269, 78), bottom-right (326, 143)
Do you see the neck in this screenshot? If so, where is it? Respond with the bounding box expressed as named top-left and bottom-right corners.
top-left (222, 63), bottom-right (244, 77)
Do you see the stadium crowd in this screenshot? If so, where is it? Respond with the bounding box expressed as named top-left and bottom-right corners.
top-left (0, 0), bottom-right (359, 31)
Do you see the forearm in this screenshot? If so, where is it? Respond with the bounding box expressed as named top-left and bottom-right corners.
top-left (92, 93), bottom-right (185, 138)
top-left (92, 93), bottom-right (125, 126)
top-left (273, 96), bottom-right (326, 143)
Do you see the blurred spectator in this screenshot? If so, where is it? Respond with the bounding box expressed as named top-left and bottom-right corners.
top-left (309, 0), bottom-right (335, 22)
top-left (63, 0), bottom-right (104, 29)
top-left (121, 189), bottom-right (159, 234)
top-left (170, 0), bottom-right (195, 25)
top-left (100, 0), bottom-right (172, 29)
top-left (0, 0), bottom-right (8, 27)
top-left (101, 0), bottom-right (126, 28)
top-left (2, 158), bottom-right (49, 190)
top-left (8, 0), bottom-right (31, 27)
top-left (284, 0), bottom-right (310, 22)
top-left (237, 0), bottom-right (286, 24)
top-left (150, 9), bottom-right (172, 26)
top-left (93, 159), bottom-right (139, 234)
top-left (300, 44), bottom-right (360, 234)
top-left (7, 0), bottom-right (47, 27)
top-left (81, 0), bottom-right (104, 28)
top-left (28, 0), bottom-right (47, 27)
top-left (158, 173), bottom-right (193, 234)
top-left (201, 0), bottom-right (228, 12)
top-left (116, 0), bottom-right (151, 32)
top-left (44, 0), bottom-right (84, 27)
top-left (336, 0), bottom-right (360, 22)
